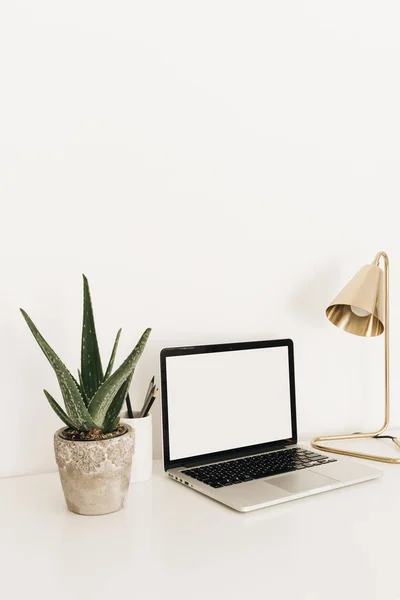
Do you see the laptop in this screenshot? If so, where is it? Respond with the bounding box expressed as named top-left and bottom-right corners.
top-left (160, 339), bottom-right (381, 512)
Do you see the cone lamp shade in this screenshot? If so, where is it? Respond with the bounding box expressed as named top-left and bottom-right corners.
top-left (311, 251), bottom-right (400, 464)
top-left (326, 264), bottom-right (384, 338)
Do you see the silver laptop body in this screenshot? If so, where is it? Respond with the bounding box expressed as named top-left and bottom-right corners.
top-left (160, 339), bottom-right (381, 512)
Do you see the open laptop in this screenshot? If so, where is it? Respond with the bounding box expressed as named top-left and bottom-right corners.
top-left (160, 339), bottom-right (381, 512)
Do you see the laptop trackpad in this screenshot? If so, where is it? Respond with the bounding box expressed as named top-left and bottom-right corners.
top-left (271, 471), bottom-right (335, 494)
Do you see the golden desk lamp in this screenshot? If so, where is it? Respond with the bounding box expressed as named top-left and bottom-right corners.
top-left (311, 251), bottom-right (400, 464)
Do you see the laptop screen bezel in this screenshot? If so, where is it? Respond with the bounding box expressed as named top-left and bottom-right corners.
top-left (160, 338), bottom-right (298, 472)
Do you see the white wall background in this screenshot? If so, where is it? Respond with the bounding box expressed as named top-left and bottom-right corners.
top-left (1, 1), bottom-right (400, 477)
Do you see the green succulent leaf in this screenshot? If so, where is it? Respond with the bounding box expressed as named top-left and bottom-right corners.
top-left (106, 416), bottom-right (121, 434)
top-left (88, 328), bottom-right (151, 426)
top-left (44, 389), bottom-right (79, 429)
top-left (81, 275), bottom-right (104, 400)
top-left (77, 369), bottom-right (90, 407)
top-left (20, 309), bottom-right (99, 431)
top-left (104, 328), bottom-right (122, 380)
top-left (102, 367), bottom-right (135, 433)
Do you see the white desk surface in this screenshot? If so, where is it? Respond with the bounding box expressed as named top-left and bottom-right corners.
top-left (1, 438), bottom-right (400, 600)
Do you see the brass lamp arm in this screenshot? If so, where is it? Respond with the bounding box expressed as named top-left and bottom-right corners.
top-left (373, 251), bottom-right (388, 266)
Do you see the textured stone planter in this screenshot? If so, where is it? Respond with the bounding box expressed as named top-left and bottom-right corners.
top-left (54, 424), bottom-right (135, 516)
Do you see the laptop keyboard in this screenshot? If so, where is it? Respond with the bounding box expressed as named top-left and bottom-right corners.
top-left (182, 447), bottom-right (336, 488)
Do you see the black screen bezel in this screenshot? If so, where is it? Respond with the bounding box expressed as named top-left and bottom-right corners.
top-left (160, 338), bottom-right (297, 472)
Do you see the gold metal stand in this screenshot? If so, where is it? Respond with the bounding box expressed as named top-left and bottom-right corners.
top-left (311, 252), bottom-right (400, 464)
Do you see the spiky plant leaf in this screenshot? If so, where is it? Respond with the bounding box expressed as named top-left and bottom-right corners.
top-left (102, 368), bottom-right (135, 433)
top-left (105, 415), bottom-right (121, 434)
top-left (20, 309), bottom-right (99, 431)
top-left (88, 328), bottom-right (151, 425)
top-left (77, 369), bottom-right (90, 407)
top-left (104, 328), bottom-right (122, 381)
top-left (81, 275), bottom-right (103, 399)
top-left (44, 389), bottom-right (79, 429)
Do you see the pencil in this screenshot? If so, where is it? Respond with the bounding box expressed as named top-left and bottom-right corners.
top-left (141, 384), bottom-right (155, 413)
top-left (141, 393), bottom-right (157, 418)
top-left (140, 387), bottom-right (158, 418)
top-left (125, 392), bottom-right (134, 419)
top-left (143, 376), bottom-right (155, 406)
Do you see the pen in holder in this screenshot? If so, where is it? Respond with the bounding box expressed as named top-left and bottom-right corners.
top-left (120, 411), bottom-right (153, 483)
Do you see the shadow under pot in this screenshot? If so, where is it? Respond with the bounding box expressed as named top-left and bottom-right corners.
top-left (54, 423), bottom-right (135, 516)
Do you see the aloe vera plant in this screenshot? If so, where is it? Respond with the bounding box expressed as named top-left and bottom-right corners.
top-left (20, 275), bottom-right (151, 433)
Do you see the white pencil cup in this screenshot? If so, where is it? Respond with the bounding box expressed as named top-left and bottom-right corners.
top-left (121, 411), bottom-right (153, 483)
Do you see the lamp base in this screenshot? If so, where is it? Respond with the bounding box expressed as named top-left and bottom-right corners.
top-left (311, 432), bottom-right (400, 464)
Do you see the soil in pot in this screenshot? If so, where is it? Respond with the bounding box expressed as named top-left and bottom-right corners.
top-left (60, 424), bottom-right (127, 442)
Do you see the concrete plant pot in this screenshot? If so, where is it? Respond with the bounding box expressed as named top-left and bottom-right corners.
top-left (54, 423), bottom-right (135, 516)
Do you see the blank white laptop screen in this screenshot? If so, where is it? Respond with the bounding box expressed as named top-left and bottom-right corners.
top-left (165, 346), bottom-right (292, 461)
